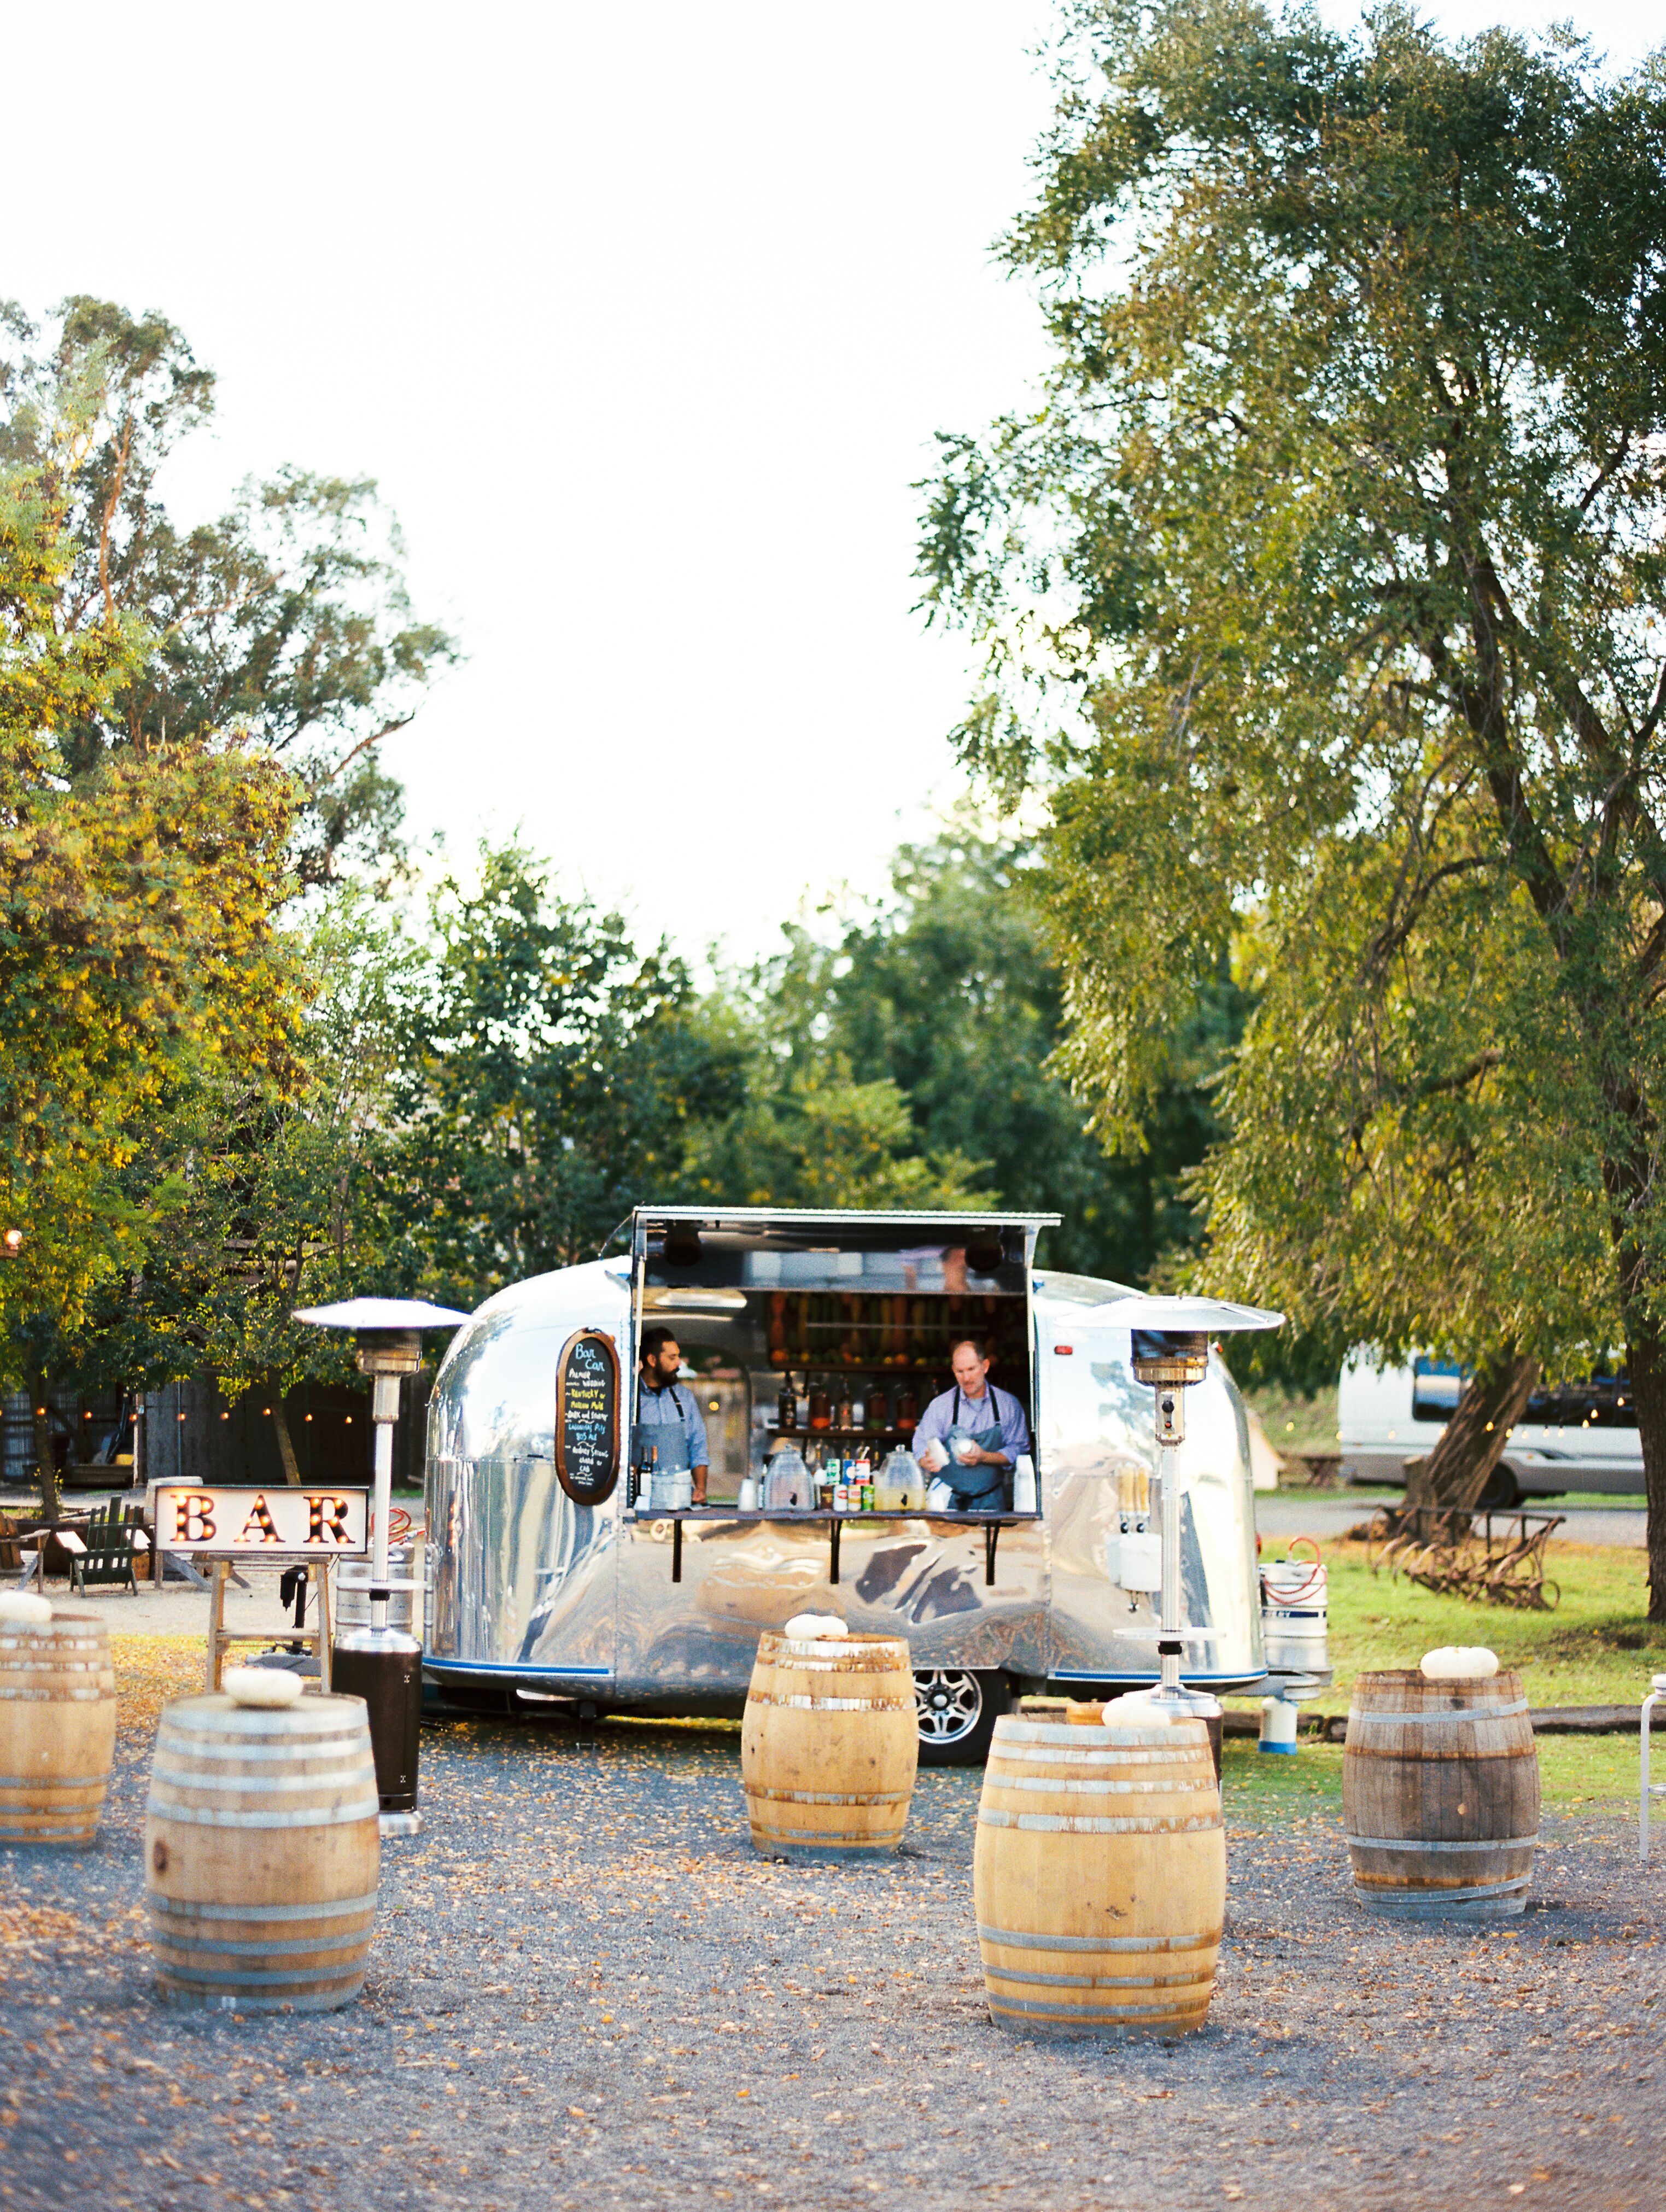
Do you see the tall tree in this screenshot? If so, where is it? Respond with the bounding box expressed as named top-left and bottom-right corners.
top-left (737, 820), bottom-right (1246, 1277)
top-left (682, 1055), bottom-right (995, 1214)
top-left (0, 315), bottom-right (303, 1510)
top-left (1, 297), bottom-right (453, 1503)
top-left (378, 842), bottom-right (747, 1304)
top-left (2, 298), bottom-right (455, 883)
top-left (918, 6), bottom-right (1666, 1597)
top-left (72, 890), bottom-right (417, 1475)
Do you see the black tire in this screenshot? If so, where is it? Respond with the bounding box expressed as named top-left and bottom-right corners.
top-left (1478, 1462), bottom-right (1522, 1509)
top-left (914, 1668), bottom-right (1008, 1766)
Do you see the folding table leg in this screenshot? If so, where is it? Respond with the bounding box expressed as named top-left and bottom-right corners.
top-left (206, 1560), bottom-right (230, 1693)
top-left (316, 1560), bottom-right (333, 1694)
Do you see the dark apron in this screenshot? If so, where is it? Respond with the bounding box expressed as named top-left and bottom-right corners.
top-left (634, 1385), bottom-right (692, 1476)
top-left (943, 1387), bottom-right (1008, 1508)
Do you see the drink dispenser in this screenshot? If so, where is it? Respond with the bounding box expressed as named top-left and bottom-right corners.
top-left (1106, 1461), bottom-right (1161, 1593)
top-left (875, 1447), bottom-right (924, 1512)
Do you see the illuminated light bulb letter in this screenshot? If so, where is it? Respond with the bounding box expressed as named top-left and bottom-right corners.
top-left (174, 1493), bottom-right (217, 1543)
top-left (237, 1495), bottom-right (282, 1545)
top-left (307, 1494), bottom-right (353, 1544)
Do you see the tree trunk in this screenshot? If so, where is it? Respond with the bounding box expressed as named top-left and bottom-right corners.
top-left (1400, 1351), bottom-right (1539, 1530)
top-left (1626, 1321), bottom-right (1666, 1623)
top-left (268, 1373), bottom-right (302, 1486)
top-left (28, 1368), bottom-right (62, 1528)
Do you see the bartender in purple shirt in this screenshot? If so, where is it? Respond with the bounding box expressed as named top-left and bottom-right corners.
top-left (914, 1337), bottom-right (1030, 1509)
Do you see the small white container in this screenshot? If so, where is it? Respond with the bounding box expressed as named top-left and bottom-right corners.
top-left (1259, 1696), bottom-right (1299, 1755)
top-left (1117, 1528), bottom-right (1162, 1593)
top-left (1012, 1455), bottom-right (1037, 1513)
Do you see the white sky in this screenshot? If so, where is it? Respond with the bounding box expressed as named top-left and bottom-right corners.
top-left (5, 1), bottom-right (1660, 965)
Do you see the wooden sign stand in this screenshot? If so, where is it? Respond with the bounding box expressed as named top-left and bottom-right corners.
top-left (205, 1558), bottom-right (334, 1694)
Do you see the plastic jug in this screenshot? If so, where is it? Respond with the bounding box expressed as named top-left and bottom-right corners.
top-left (764, 1447), bottom-right (812, 1511)
top-left (875, 1448), bottom-right (923, 1512)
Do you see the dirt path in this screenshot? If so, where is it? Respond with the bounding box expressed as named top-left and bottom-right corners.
top-left (0, 1681), bottom-right (1661, 2211)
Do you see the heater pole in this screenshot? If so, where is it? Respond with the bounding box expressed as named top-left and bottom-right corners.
top-left (370, 1374), bottom-right (399, 1633)
top-left (1159, 1431), bottom-right (1182, 1698)
top-left (1103, 1298), bottom-right (1283, 1723)
top-left (293, 1298), bottom-right (468, 1840)
top-left (1151, 1378), bottom-right (1187, 1704)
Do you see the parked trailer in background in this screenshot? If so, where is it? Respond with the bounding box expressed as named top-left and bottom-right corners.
top-left (1338, 1352), bottom-right (1643, 1503)
top-left (423, 1209), bottom-right (1312, 1763)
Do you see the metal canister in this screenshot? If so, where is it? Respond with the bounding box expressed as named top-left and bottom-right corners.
top-left (335, 1545), bottom-right (417, 1635)
top-left (1260, 1543), bottom-right (1329, 1674)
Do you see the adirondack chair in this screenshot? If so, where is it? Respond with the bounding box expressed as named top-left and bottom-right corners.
top-left (69, 1505), bottom-right (139, 1597)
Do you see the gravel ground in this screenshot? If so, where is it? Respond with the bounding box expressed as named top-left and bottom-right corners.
top-left (2, 1696), bottom-right (1663, 2212)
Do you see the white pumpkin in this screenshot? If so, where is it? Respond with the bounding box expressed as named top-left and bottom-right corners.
top-left (222, 1665), bottom-right (305, 1708)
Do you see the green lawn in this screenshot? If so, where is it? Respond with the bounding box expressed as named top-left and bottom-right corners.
top-left (1221, 1729), bottom-right (1646, 1816)
top-left (1223, 1535), bottom-right (1661, 1813)
top-left (1308, 1538), bottom-right (1663, 1710)
top-left (1242, 1380), bottom-right (1338, 1456)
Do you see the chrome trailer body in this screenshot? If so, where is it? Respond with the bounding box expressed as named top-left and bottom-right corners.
top-left (423, 1225), bottom-right (1272, 1716)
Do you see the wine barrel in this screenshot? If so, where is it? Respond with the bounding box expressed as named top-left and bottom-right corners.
top-left (0, 1610), bottom-right (115, 1849)
top-left (1343, 1669), bottom-right (1539, 1918)
top-left (145, 1692), bottom-right (380, 2010)
top-left (974, 1710), bottom-right (1225, 2036)
top-left (0, 1610), bottom-right (116, 1846)
top-left (741, 1630), bottom-right (917, 1860)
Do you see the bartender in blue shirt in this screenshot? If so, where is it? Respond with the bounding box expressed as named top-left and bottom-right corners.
top-left (914, 1337), bottom-right (1030, 1508)
top-left (635, 1326), bottom-right (710, 1503)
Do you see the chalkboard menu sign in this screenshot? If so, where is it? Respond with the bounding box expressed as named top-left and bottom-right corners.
top-left (555, 1328), bottom-right (622, 1506)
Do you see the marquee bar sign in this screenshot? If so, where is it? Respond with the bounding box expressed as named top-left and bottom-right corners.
top-left (152, 1484), bottom-right (370, 1556)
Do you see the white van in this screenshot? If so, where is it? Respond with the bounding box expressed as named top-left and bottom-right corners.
top-left (1337, 1352), bottom-right (1642, 1503)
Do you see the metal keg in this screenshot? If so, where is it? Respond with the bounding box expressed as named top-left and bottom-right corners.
top-left (335, 1544), bottom-right (417, 1635)
top-left (1260, 1541), bottom-right (1329, 1673)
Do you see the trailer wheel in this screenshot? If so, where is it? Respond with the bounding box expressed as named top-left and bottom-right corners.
top-left (1478, 1462), bottom-right (1522, 1509)
top-left (914, 1669), bottom-right (1006, 1766)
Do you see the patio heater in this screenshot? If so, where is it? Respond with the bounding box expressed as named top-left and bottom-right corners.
top-left (294, 1297), bottom-right (467, 1835)
top-left (1091, 1295), bottom-right (1283, 1720)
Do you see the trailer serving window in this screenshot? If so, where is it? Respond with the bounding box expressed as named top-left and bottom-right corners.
top-left (623, 1208), bottom-right (1055, 1577)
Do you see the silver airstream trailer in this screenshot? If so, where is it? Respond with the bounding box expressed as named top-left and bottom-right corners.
top-left (423, 1207), bottom-right (1279, 1762)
